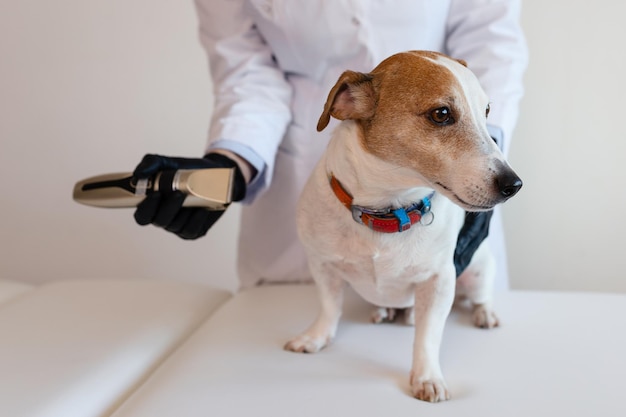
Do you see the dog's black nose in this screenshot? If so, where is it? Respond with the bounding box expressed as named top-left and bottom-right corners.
top-left (497, 172), bottom-right (523, 199)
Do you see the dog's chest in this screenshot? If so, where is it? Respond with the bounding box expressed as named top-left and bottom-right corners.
top-left (298, 140), bottom-right (463, 307)
top-left (327, 230), bottom-right (446, 307)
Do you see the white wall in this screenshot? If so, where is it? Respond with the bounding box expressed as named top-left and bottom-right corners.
top-left (0, 1), bottom-right (240, 292)
top-left (1, 1), bottom-right (624, 293)
top-left (506, 1), bottom-right (626, 292)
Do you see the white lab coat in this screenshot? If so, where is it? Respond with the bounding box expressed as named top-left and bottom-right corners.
top-left (194, 0), bottom-right (527, 289)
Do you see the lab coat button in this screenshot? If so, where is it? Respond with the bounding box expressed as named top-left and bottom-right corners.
top-left (351, 16), bottom-right (360, 26)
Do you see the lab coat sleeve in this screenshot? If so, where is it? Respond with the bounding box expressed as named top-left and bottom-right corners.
top-left (446, 0), bottom-right (528, 156)
top-left (194, 0), bottom-right (293, 202)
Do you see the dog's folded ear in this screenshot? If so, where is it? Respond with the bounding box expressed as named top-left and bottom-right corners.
top-left (317, 70), bottom-right (376, 132)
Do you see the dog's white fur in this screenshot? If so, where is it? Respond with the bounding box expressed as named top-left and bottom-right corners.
top-left (285, 51), bottom-right (521, 402)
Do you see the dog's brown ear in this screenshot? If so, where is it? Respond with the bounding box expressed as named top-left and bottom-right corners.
top-left (317, 70), bottom-right (376, 132)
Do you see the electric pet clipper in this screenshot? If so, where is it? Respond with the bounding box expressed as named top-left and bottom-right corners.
top-left (73, 168), bottom-right (235, 210)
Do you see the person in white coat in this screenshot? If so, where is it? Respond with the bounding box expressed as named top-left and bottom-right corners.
top-left (133, 0), bottom-right (528, 290)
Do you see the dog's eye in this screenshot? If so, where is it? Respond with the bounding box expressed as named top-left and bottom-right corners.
top-left (486, 104), bottom-right (491, 118)
top-left (429, 107), bottom-right (454, 126)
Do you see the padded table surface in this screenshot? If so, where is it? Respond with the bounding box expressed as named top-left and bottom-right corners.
top-left (112, 284), bottom-right (626, 417)
top-left (0, 279), bottom-right (231, 417)
top-left (0, 279), bottom-right (33, 306)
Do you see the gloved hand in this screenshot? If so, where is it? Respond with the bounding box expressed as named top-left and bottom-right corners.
top-left (132, 153), bottom-right (246, 239)
top-left (453, 210), bottom-right (494, 277)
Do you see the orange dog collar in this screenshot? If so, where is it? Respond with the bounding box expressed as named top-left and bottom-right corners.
top-left (329, 174), bottom-right (434, 233)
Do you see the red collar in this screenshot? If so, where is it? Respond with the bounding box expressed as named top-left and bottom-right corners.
top-left (329, 174), bottom-right (434, 233)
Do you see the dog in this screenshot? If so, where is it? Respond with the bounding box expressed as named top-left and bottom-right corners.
top-left (283, 51), bottom-right (522, 402)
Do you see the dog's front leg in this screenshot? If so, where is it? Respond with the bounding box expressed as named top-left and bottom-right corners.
top-left (284, 269), bottom-right (345, 353)
top-left (409, 269), bottom-right (455, 402)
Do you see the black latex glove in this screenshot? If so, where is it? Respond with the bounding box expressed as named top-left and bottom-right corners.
top-left (453, 210), bottom-right (494, 277)
top-left (133, 153), bottom-right (246, 240)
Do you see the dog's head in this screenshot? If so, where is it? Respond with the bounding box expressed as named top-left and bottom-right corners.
top-left (317, 51), bottom-right (522, 211)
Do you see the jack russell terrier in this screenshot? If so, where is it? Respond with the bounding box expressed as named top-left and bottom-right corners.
top-left (284, 51), bottom-right (522, 402)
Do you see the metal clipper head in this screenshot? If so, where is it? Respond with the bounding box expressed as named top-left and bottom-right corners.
top-left (73, 168), bottom-right (235, 210)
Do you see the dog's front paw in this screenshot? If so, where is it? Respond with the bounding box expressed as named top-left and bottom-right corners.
top-left (410, 375), bottom-right (450, 403)
top-left (472, 304), bottom-right (499, 329)
top-left (284, 334), bottom-right (330, 353)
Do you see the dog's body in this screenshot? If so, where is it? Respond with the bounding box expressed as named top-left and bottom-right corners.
top-left (285, 51), bottom-right (522, 402)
